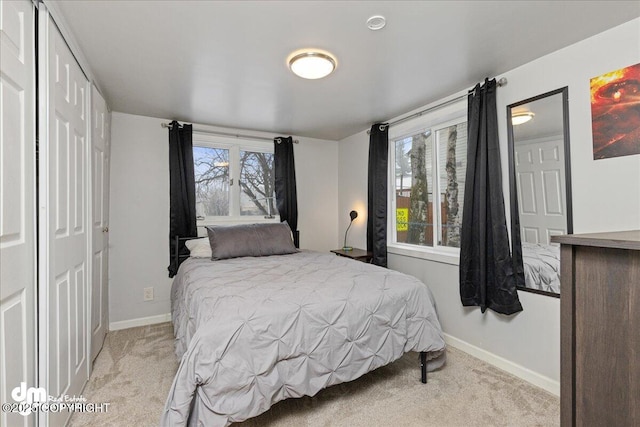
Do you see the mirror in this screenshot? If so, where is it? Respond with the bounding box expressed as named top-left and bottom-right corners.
top-left (507, 87), bottom-right (572, 298)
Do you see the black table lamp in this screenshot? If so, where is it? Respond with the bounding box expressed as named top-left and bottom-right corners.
top-left (342, 210), bottom-right (358, 251)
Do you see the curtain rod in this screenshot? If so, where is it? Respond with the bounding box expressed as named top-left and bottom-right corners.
top-left (368, 77), bottom-right (508, 134)
top-left (161, 122), bottom-right (299, 144)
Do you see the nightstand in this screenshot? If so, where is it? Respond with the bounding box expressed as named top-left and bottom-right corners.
top-left (330, 248), bottom-right (373, 263)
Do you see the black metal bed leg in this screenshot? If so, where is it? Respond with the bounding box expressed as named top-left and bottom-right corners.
top-left (420, 351), bottom-right (427, 384)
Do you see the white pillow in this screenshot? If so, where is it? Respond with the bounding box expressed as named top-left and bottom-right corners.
top-left (185, 238), bottom-right (212, 258)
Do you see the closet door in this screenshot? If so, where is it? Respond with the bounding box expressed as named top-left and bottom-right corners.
top-left (91, 86), bottom-right (110, 361)
top-left (0, 1), bottom-right (36, 426)
top-left (39, 12), bottom-right (90, 427)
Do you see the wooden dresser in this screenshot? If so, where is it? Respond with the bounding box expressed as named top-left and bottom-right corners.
top-left (551, 230), bottom-right (640, 427)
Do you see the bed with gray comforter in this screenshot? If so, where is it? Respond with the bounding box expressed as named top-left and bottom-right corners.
top-left (161, 251), bottom-right (445, 426)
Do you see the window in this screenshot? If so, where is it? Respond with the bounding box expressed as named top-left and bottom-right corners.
top-left (239, 150), bottom-right (276, 217)
top-left (193, 134), bottom-right (277, 223)
top-left (194, 146), bottom-right (230, 216)
top-left (390, 116), bottom-right (467, 254)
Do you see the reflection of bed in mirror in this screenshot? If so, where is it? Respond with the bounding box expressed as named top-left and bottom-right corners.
top-left (521, 242), bottom-right (560, 294)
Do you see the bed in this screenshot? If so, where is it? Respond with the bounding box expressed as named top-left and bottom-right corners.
top-left (521, 242), bottom-right (561, 294)
top-left (161, 223), bottom-right (446, 426)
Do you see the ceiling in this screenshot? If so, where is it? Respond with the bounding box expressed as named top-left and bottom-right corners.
top-left (54, 1), bottom-right (640, 141)
top-left (512, 93), bottom-right (565, 142)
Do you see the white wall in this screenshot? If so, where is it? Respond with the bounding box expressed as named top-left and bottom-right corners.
top-left (109, 112), bottom-right (339, 325)
top-left (338, 131), bottom-right (369, 249)
top-left (498, 19), bottom-right (640, 234)
top-left (337, 18), bottom-right (640, 394)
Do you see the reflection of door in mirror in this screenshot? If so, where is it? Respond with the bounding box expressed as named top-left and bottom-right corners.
top-left (507, 87), bottom-right (572, 298)
top-left (514, 96), bottom-right (566, 244)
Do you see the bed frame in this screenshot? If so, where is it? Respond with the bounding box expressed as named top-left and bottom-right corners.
top-left (173, 236), bottom-right (198, 269)
top-left (172, 235), bottom-right (428, 384)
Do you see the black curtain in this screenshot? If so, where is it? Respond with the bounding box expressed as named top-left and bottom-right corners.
top-left (168, 121), bottom-right (196, 278)
top-left (459, 79), bottom-right (523, 315)
top-left (367, 123), bottom-right (389, 267)
top-left (509, 180), bottom-right (527, 289)
top-left (274, 137), bottom-right (299, 247)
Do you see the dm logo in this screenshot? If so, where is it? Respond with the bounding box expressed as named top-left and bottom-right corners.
top-left (11, 382), bottom-right (47, 415)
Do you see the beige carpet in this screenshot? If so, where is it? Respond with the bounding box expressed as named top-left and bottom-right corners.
top-left (69, 323), bottom-right (559, 427)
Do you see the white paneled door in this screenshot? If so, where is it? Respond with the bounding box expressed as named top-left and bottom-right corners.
top-left (515, 137), bottom-right (567, 244)
top-left (39, 12), bottom-right (90, 427)
top-left (0, 1), bottom-right (36, 426)
top-left (91, 87), bottom-right (110, 362)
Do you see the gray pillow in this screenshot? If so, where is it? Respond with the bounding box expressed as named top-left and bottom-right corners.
top-left (205, 222), bottom-right (298, 260)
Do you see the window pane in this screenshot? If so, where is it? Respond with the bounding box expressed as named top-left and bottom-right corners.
top-left (394, 131), bottom-right (433, 246)
top-left (193, 146), bottom-right (230, 216)
top-left (436, 123), bottom-right (467, 248)
top-left (240, 151), bottom-right (275, 217)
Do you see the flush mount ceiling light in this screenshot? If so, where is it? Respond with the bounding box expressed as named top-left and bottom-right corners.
top-left (512, 111), bottom-right (535, 125)
top-left (367, 15), bottom-right (386, 31)
top-left (288, 49), bottom-right (337, 80)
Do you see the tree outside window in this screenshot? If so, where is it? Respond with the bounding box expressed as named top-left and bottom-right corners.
top-left (193, 142), bottom-right (276, 220)
top-left (194, 146), bottom-right (230, 217)
top-left (239, 151), bottom-right (275, 217)
top-left (393, 120), bottom-right (466, 250)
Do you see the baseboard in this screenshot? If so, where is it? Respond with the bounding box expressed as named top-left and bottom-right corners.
top-left (109, 313), bottom-right (171, 331)
top-left (443, 333), bottom-right (560, 396)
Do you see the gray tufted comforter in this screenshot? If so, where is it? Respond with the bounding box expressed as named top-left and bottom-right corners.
top-left (522, 243), bottom-right (561, 294)
top-left (161, 251), bottom-right (445, 426)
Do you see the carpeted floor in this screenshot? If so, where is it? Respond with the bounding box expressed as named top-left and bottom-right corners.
top-left (69, 323), bottom-right (559, 427)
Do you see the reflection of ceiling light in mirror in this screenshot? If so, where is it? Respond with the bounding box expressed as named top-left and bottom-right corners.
top-left (288, 50), bottom-right (337, 79)
top-left (512, 112), bottom-right (535, 125)
top-left (214, 162), bottom-right (229, 167)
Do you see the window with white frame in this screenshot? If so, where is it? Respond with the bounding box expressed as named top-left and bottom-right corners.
top-left (193, 134), bottom-right (277, 223)
top-left (390, 115), bottom-right (467, 253)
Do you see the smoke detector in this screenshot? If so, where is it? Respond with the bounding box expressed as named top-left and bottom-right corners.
top-left (367, 15), bottom-right (386, 31)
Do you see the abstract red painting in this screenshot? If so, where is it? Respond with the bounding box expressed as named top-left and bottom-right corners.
top-left (590, 62), bottom-right (640, 160)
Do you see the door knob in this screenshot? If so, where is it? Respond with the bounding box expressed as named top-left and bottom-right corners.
top-left (103, 227), bottom-right (109, 233)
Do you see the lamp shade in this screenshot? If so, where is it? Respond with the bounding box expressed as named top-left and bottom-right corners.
top-left (343, 210), bottom-right (358, 251)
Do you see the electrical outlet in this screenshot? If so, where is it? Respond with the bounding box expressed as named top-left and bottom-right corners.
top-left (143, 287), bottom-right (154, 301)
